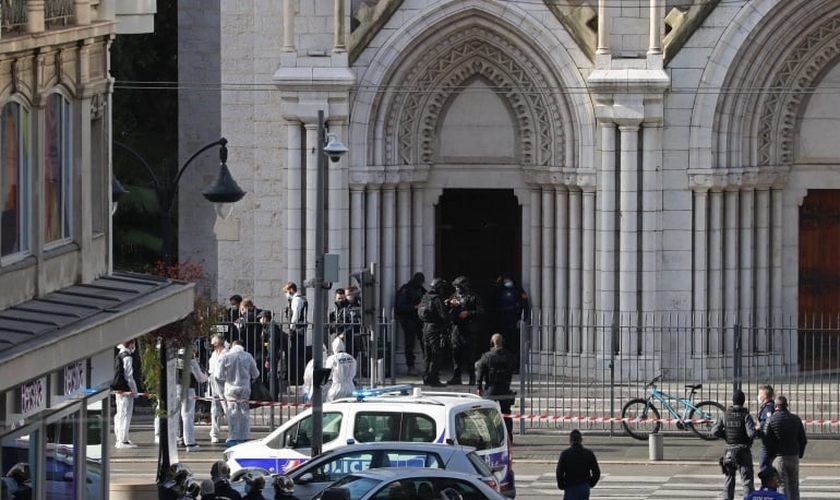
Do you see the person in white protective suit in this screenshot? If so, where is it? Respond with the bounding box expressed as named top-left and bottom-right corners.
top-left (326, 336), bottom-right (357, 401)
top-left (302, 345), bottom-right (329, 403)
top-left (207, 334), bottom-right (230, 444)
top-left (221, 340), bottom-right (259, 446)
top-left (176, 346), bottom-right (209, 452)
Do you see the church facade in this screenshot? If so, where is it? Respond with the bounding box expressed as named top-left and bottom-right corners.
top-left (177, 0), bottom-right (840, 379)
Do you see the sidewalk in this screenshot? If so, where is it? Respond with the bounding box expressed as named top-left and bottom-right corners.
top-left (123, 410), bottom-right (839, 467)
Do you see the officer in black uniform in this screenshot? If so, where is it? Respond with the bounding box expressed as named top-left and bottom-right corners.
top-left (711, 389), bottom-right (757, 500)
top-left (475, 333), bottom-right (518, 439)
top-left (445, 276), bottom-right (484, 386)
top-left (418, 278), bottom-right (452, 387)
top-left (394, 272), bottom-right (427, 376)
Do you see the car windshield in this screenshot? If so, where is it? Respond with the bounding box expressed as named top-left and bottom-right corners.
top-left (315, 475), bottom-right (382, 500)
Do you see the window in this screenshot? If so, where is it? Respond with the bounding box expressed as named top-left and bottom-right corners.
top-left (401, 413), bottom-right (437, 442)
top-left (354, 412), bottom-right (400, 442)
top-left (275, 412), bottom-right (342, 450)
top-left (454, 408), bottom-right (506, 451)
top-left (1, 101), bottom-right (30, 258)
top-left (45, 93), bottom-right (72, 244)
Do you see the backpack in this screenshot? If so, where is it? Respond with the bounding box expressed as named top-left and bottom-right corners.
top-left (417, 294), bottom-right (441, 323)
top-left (110, 351), bottom-right (130, 391)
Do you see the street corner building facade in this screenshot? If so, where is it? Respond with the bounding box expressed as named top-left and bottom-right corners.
top-left (177, 0), bottom-right (840, 381)
top-left (0, 2), bottom-right (194, 499)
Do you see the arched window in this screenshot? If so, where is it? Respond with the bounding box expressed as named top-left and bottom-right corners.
top-left (1, 101), bottom-right (31, 259)
top-left (45, 93), bottom-right (72, 244)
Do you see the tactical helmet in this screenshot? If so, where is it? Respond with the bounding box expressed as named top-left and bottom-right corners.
top-left (243, 471), bottom-right (266, 491)
top-left (168, 463), bottom-right (192, 484)
top-left (273, 475), bottom-right (295, 495)
top-left (210, 460), bottom-right (230, 480)
top-left (430, 278), bottom-right (448, 293)
top-left (6, 463), bottom-right (30, 484)
top-left (452, 275), bottom-right (470, 289)
top-left (185, 478), bottom-right (201, 498)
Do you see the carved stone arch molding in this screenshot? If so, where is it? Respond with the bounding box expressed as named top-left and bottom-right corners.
top-left (378, 17), bottom-right (574, 170)
top-left (714, 2), bottom-right (840, 170)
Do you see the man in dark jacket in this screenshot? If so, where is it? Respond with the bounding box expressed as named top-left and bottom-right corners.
top-left (395, 272), bottom-right (426, 376)
top-left (418, 278), bottom-right (451, 387)
top-left (475, 333), bottom-right (518, 439)
top-left (711, 390), bottom-right (757, 500)
top-left (755, 384), bottom-right (776, 473)
top-left (764, 395), bottom-right (807, 500)
top-left (555, 429), bottom-right (600, 500)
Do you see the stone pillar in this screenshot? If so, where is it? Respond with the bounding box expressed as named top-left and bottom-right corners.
top-left (641, 125), bottom-right (661, 313)
top-left (708, 190), bottom-right (724, 354)
top-left (582, 188), bottom-right (596, 354)
top-left (755, 187), bottom-right (770, 350)
top-left (740, 189), bottom-right (755, 349)
top-left (287, 123), bottom-right (304, 286)
top-left (283, 0), bottom-right (296, 52)
top-left (529, 189), bottom-right (542, 311)
top-left (597, 0), bottom-right (610, 55)
top-left (365, 185), bottom-right (381, 271)
top-left (28, 0), bottom-right (45, 33)
top-left (554, 187), bottom-right (569, 352)
top-left (618, 124), bottom-right (640, 353)
top-left (350, 185), bottom-right (365, 270)
top-left (648, 0), bottom-right (662, 55)
top-left (75, 0), bottom-right (92, 25)
top-left (568, 189), bottom-right (582, 353)
top-left (541, 187), bottom-right (555, 339)
top-left (381, 184), bottom-right (396, 311)
top-left (692, 189), bottom-right (708, 354)
top-left (724, 190), bottom-right (739, 334)
top-left (333, 0), bottom-right (346, 52)
top-left (598, 123), bottom-right (617, 316)
top-left (396, 184), bottom-right (411, 286)
top-left (412, 186), bottom-right (424, 274)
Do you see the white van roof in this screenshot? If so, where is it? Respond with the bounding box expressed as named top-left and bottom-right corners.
top-left (328, 385), bottom-right (489, 407)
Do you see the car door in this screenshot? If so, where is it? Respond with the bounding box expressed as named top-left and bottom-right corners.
top-left (293, 450), bottom-right (377, 500)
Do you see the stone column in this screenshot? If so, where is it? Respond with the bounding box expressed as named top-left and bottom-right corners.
top-left (286, 123), bottom-right (304, 285)
top-left (396, 184), bottom-right (411, 286)
top-left (582, 188), bottom-right (596, 354)
top-left (598, 123), bottom-right (617, 316)
top-left (724, 190), bottom-right (739, 339)
top-left (708, 190), bottom-right (724, 354)
top-left (618, 124), bottom-right (640, 354)
top-left (350, 185), bottom-right (365, 271)
top-left (28, 0), bottom-right (45, 33)
top-left (541, 187), bottom-right (555, 333)
top-left (692, 189), bottom-right (708, 354)
top-left (423, 189), bottom-right (441, 281)
top-left (333, 0), bottom-right (346, 52)
top-left (75, 0), bottom-right (91, 25)
top-left (568, 189), bottom-right (582, 354)
top-left (529, 189), bottom-right (542, 312)
top-left (381, 184), bottom-right (396, 311)
top-left (283, 0), bottom-right (296, 52)
top-left (755, 187), bottom-right (771, 351)
top-left (739, 188), bottom-right (755, 345)
top-left (412, 186), bottom-right (424, 275)
top-left (648, 0), bottom-right (662, 55)
top-left (641, 125), bottom-right (661, 313)
top-left (554, 187), bottom-right (569, 352)
top-left (597, 0), bottom-right (610, 55)
top-left (365, 185), bottom-right (381, 275)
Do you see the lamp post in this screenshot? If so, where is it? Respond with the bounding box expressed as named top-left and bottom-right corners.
top-left (310, 110), bottom-right (348, 456)
top-left (112, 137), bottom-right (246, 493)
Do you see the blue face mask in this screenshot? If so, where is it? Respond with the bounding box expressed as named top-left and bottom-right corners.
top-left (286, 292), bottom-right (293, 300)
top-left (504, 281), bottom-right (513, 288)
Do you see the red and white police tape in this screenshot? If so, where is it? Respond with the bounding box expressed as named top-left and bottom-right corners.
top-left (111, 390), bottom-right (840, 425)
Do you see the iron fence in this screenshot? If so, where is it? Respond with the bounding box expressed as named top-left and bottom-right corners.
top-left (519, 310), bottom-right (840, 436)
top-left (2, 0), bottom-right (28, 32)
top-left (45, 0), bottom-right (74, 26)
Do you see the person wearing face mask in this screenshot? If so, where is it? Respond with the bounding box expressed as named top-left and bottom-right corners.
top-left (495, 274), bottom-right (529, 360)
top-left (111, 338), bottom-right (140, 449)
top-left (283, 282), bottom-right (308, 386)
top-left (329, 288), bottom-right (360, 359)
top-left (395, 272), bottom-right (427, 377)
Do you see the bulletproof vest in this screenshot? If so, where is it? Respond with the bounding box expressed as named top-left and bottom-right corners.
top-left (499, 288), bottom-right (518, 313)
top-left (487, 350), bottom-right (512, 386)
top-left (724, 406), bottom-right (751, 445)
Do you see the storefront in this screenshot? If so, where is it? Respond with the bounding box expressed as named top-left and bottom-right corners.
top-left (0, 272), bottom-right (195, 500)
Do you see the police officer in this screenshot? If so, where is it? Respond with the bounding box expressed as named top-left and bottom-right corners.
top-left (445, 276), bottom-right (484, 386)
top-left (711, 390), bottom-right (757, 500)
top-left (418, 278), bottom-right (451, 387)
top-left (395, 272), bottom-right (427, 376)
top-left (273, 475), bottom-right (302, 500)
top-left (755, 384), bottom-right (776, 473)
top-left (475, 333), bottom-right (518, 439)
top-left (495, 274), bottom-right (529, 359)
top-left (210, 460), bottom-right (242, 500)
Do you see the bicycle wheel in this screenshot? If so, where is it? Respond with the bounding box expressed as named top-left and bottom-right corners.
top-left (621, 398), bottom-right (661, 440)
top-left (688, 400), bottom-right (726, 440)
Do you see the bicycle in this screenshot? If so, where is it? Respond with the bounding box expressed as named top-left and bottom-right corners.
top-left (621, 375), bottom-right (725, 441)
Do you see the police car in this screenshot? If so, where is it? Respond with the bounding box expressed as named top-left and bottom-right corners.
top-left (230, 441), bottom-right (498, 500)
top-left (223, 385), bottom-right (516, 497)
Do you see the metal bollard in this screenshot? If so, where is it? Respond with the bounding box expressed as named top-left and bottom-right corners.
top-left (649, 432), bottom-right (664, 461)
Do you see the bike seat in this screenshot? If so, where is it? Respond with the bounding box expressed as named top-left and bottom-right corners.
top-left (685, 383), bottom-right (702, 391)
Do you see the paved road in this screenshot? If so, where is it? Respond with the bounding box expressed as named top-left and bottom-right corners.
top-left (111, 416), bottom-right (840, 499)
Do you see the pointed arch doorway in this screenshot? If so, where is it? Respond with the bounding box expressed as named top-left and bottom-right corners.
top-left (435, 188), bottom-right (522, 305)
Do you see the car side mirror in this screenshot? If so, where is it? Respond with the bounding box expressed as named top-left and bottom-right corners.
top-left (298, 472), bottom-right (314, 484)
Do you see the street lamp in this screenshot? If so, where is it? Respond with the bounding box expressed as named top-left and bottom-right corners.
top-left (310, 110), bottom-right (348, 456)
top-left (112, 137), bottom-right (246, 494)
top-left (112, 137), bottom-right (245, 264)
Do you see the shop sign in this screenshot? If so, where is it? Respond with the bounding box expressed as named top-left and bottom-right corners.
top-left (63, 361), bottom-right (86, 396)
top-left (16, 377), bottom-right (47, 416)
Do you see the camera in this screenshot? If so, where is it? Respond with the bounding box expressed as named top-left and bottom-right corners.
top-left (324, 134), bottom-right (348, 163)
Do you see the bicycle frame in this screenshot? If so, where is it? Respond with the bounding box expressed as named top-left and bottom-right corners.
top-left (647, 386), bottom-right (700, 423)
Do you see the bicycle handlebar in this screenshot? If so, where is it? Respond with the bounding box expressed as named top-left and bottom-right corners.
top-left (646, 375), bottom-right (662, 388)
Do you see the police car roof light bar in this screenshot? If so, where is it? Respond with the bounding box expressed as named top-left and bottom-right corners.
top-left (352, 384), bottom-right (415, 401)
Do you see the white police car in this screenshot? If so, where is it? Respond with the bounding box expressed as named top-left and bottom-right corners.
top-left (223, 385), bottom-right (516, 498)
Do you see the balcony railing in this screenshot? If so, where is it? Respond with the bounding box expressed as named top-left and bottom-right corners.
top-left (45, 0), bottom-right (74, 27)
top-left (1, 1), bottom-right (29, 33)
